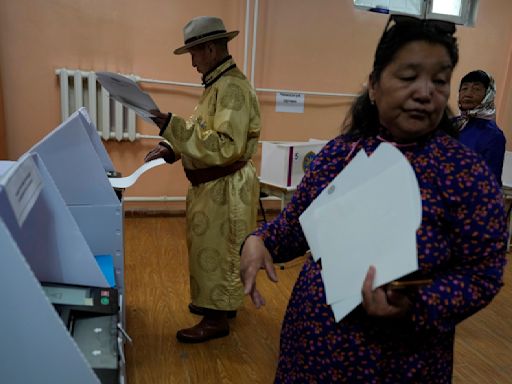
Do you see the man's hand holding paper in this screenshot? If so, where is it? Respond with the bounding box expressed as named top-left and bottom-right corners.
top-left (149, 109), bottom-right (172, 130)
top-left (95, 71), bottom-right (161, 124)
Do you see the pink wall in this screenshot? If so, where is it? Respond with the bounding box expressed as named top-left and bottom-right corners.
top-left (0, 0), bottom-right (511, 208)
top-left (0, 70), bottom-right (6, 158)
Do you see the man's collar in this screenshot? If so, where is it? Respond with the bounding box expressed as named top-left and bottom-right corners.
top-left (202, 56), bottom-right (236, 87)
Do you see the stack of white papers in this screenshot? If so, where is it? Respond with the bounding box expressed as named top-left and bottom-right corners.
top-left (96, 71), bottom-right (160, 124)
top-left (299, 143), bottom-right (422, 321)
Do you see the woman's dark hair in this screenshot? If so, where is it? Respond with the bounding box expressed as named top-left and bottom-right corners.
top-left (343, 16), bottom-right (459, 138)
top-left (459, 70), bottom-right (490, 90)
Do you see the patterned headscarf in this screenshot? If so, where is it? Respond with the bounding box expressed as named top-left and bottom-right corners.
top-left (455, 70), bottom-right (496, 131)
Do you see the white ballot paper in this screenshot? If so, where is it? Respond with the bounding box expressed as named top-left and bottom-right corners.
top-left (299, 143), bottom-right (422, 322)
top-left (109, 158), bottom-right (166, 189)
top-left (300, 149), bottom-right (370, 261)
top-left (96, 71), bottom-right (160, 124)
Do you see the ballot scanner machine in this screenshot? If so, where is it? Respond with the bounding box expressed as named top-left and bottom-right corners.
top-left (0, 109), bottom-right (127, 383)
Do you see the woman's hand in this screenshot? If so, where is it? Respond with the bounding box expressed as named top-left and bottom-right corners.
top-left (361, 265), bottom-right (411, 318)
top-left (240, 235), bottom-right (278, 308)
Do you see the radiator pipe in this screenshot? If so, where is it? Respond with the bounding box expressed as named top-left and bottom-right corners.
top-left (250, 0), bottom-right (259, 86)
top-left (255, 87), bottom-right (358, 98)
top-left (243, 0), bottom-right (251, 75)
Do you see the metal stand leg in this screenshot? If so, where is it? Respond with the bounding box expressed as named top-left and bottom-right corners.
top-left (259, 192), bottom-right (268, 223)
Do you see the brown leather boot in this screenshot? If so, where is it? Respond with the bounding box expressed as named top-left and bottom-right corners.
top-left (176, 312), bottom-right (229, 343)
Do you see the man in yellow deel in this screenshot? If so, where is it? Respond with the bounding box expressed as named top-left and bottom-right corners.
top-left (146, 15), bottom-right (261, 343)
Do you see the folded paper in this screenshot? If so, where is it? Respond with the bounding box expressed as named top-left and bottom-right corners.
top-left (299, 143), bottom-right (422, 321)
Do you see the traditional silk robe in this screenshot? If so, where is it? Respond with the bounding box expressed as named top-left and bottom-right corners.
top-left (161, 57), bottom-right (261, 311)
top-left (255, 130), bottom-right (507, 383)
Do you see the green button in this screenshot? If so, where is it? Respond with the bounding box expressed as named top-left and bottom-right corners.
top-left (101, 297), bottom-right (110, 305)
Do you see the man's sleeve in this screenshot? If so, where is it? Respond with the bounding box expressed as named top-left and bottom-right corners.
top-left (160, 81), bottom-right (251, 166)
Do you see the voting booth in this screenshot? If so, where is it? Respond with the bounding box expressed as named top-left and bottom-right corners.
top-left (0, 108), bottom-right (126, 384)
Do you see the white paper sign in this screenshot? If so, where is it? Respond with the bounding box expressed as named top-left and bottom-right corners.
top-left (276, 92), bottom-right (304, 113)
top-left (2, 156), bottom-right (43, 227)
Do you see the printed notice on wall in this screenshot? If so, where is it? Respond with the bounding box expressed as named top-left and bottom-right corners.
top-left (3, 156), bottom-right (43, 227)
top-left (276, 92), bottom-right (305, 114)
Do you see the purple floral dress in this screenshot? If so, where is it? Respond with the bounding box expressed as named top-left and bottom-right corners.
top-left (255, 130), bottom-right (507, 383)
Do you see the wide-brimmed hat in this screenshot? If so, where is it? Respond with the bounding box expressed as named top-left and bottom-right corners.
top-left (174, 16), bottom-right (239, 55)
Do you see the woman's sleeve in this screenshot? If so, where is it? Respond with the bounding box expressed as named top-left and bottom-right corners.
top-left (409, 157), bottom-right (507, 333)
top-left (481, 130), bottom-right (506, 183)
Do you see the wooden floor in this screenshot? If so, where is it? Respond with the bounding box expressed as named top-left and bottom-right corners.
top-left (124, 216), bottom-right (512, 384)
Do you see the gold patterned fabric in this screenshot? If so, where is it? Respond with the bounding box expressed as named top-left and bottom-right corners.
top-left (161, 57), bottom-right (261, 310)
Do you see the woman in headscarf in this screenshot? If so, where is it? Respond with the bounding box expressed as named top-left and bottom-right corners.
top-left (454, 70), bottom-right (506, 184)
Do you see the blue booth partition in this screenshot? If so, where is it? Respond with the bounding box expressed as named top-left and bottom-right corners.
top-left (27, 108), bottom-right (125, 303)
top-left (0, 106), bottom-right (128, 383)
top-left (0, 154), bottom-right (109, 383)
top-left (0, 153), bottom-right (109, 287)
top-left (0, 218), bottom-right (101, 384)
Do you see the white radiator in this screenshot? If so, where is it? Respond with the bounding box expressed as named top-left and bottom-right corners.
top-left (55, 68), bottom-right (137, 141)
